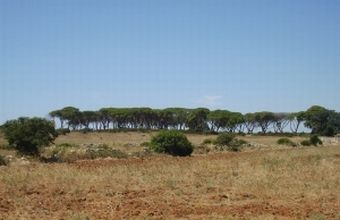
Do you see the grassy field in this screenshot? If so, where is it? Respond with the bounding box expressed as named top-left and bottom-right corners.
top-left (53, 131), bottom-right (309, 152)
top-left (0, 132), bottom-right (339, 219)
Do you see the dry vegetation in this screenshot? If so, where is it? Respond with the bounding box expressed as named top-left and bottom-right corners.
top-left (0, 132), bottom-right (340, 219)
top-left (53, 131), bottom-right (307, 150)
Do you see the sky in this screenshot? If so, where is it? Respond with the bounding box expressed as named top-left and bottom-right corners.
top-left (1, 0), bottom-right (339, 123)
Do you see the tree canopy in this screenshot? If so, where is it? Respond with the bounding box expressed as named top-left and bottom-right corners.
top-left (45, 105), bottom-right (340, 136)
top-left (2, 117), bottom-right (57, 155)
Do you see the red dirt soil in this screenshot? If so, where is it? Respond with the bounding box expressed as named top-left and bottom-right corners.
top-left (1, 152), bottom-right (339, 219)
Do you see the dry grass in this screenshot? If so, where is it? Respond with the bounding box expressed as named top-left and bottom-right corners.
top-left (54, 131), bottom-right (218, 153)
top-left (0, 130), bottom-right (312, 152)
top-left (54, 132), bottom-right (308, 149)
top-left (0, 133), bottom-right (339, 219)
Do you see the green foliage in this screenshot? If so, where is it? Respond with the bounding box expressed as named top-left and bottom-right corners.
top-left (310, 135), bottom-right (322, 146)
top-left (0, 155), bottom-right (8, 166)
top-left (47, 105), bottom-right (339, 135)
top-left (273, 113), bottom-right (290, 133)
top-left (214, 133), bottom-right (247, 151)
top-left (50, 106), bottom-right (80, 129)
top-left (304, 105), bottom-right (340, 136)
top-left (254, 111), bottom-right (276, 134)
top-left (187, 108), bottom-right (210, 132)
top-left (288, 111), bottom-right (305, 133)
top-left (2, 117), bottom-right (57, 156)
top-left (277, 138), bottom-right (297, 147)
top-left (208, 110), bottom-right (231, 132)
top-left (300, 135), bottom-right (323, 147)
top-left (150, 130), bottom-right (193, 156)
top-left (227, 139), bottom-right (248, 152)
top-left (161, 108), bottom-right (190, 130)
top-left (202, 138), bottom-right (213, 145)
top-left (215, 133), bottom-right (235, 146)
top-left (244, 113), bottom-right (256, 134)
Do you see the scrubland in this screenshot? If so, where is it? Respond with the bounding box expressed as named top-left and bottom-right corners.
top-left (0, 132), bottom-right (339, 219)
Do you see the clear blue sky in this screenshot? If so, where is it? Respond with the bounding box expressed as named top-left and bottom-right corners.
top-left (1, 0), bottom-right (339, 123)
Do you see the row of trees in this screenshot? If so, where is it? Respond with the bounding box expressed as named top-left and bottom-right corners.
top-left (49, 106), bottom-right (340, 136)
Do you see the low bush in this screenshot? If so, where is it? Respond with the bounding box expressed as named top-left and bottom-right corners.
top-left (300, 135), bottom-right (323, 147)
top-left (202, 138), bottom-right (214, 145)
top-left (310, 135), bottom-right (323, 146)
top-left (150, 130), bottom-right (193, 156)
top-left (277, 138), bottom-right (297, 147)
top-left (225, 139), bottom-right (248, 152)
top-left (215, 133), bottom-right (235, 146)
top-left (0, 155), bottom-right (9, 166)
top-left (214, 133), bottom-right (247, 152)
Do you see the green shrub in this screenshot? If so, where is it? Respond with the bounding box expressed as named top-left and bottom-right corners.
top-left (214, 133), bottom-right (247, 152)
top-left (150, 130), bottom-right (193, 156)
top-left (0, 155), bottom-right (8, 166)
top-left (300, 135), bottom-right (323, 147)
top-left (310, 135), bottom-right (323, 146)
top-left (277, 138), bottom-right (297, 147)
top-left (202, 138), bottom-right (213, 145)
top-left (300, 140), bottom-right (311, 146)
top-left (224, 139), bottom-right (248, 152)
top-left (2, 117), bottom-right (57, 156)
top-left (215, 133), bottom-right (235, 146)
